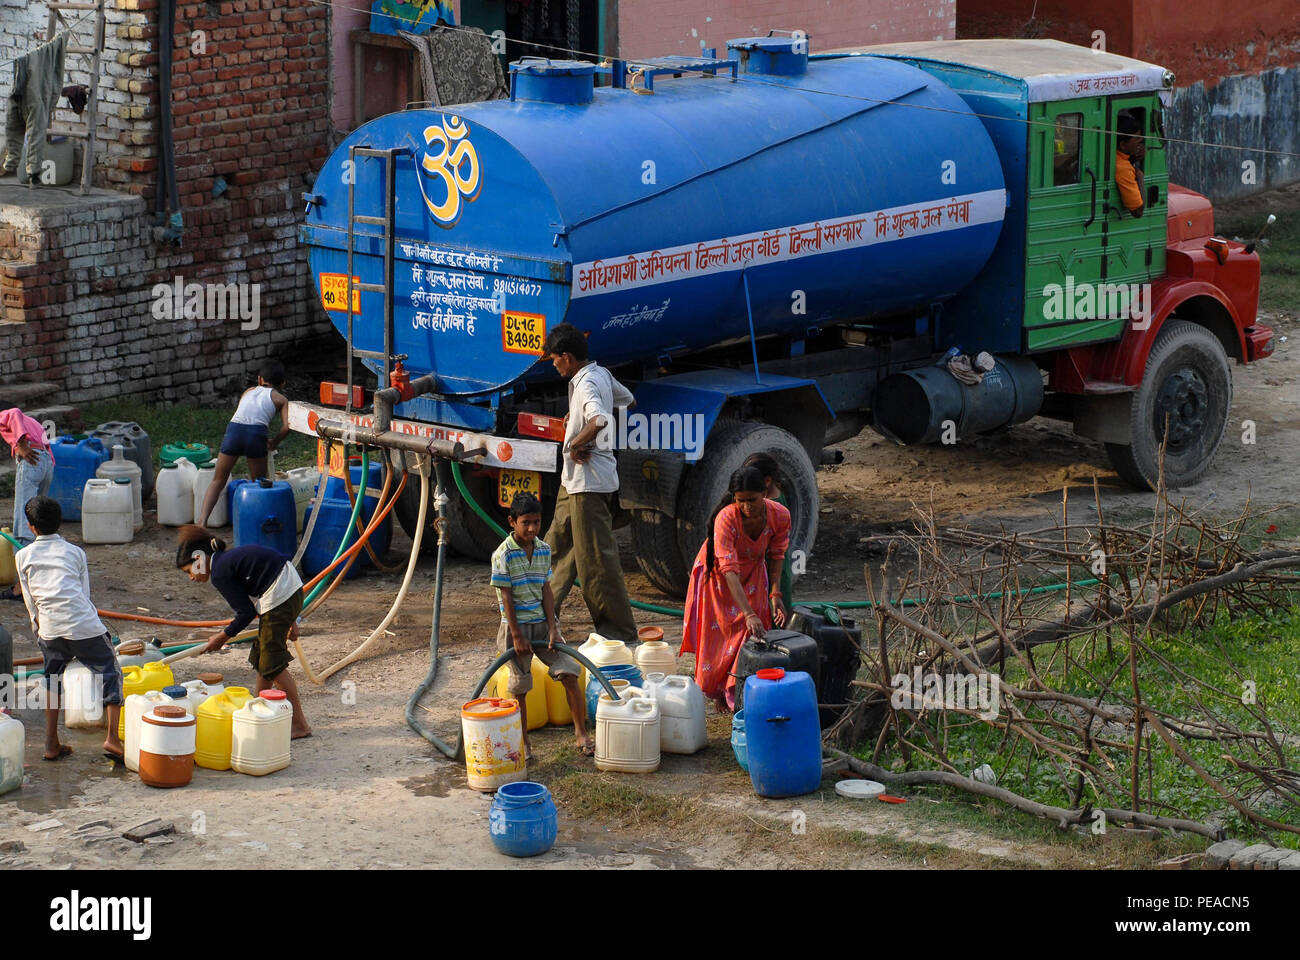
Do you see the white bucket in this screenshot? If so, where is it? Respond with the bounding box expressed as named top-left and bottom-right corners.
top-left (63, 661), bottom-right (106, 729)
top-left (155, 462), bottom-right (194, 526)
top-left (96, 444), bottom-right (142, 530)
top-left (285, 467), bottom-right (318, 533)
top-left (641, 673), bottom-right (708, 755)
top-left (124, 689), bottom-right (172, 772)
top-left (194, 460), bottom-right (227, 528)
top-left (461, 698), bottom-right (526, 792)
top-left (81, 478), bottom-right (133, 544)
top-left (0, 713), bottom-right (24, 796)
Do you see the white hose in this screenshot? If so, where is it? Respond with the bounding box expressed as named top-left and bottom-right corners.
top-left (310, 463), bottom-right (430, 683)
top-left (290, 469), bottom-right (327, 571)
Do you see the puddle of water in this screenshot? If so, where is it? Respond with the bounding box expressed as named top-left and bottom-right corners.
top-left (8, 720), bottom-right (128, 815)
top-left (399, 765), bottom-right (467, 798)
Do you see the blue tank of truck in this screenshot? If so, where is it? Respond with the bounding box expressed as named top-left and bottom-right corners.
top-left (302, 36), bottom-right (1007, 398)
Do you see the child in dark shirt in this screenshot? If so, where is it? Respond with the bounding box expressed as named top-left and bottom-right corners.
top-left (175, 525), bottom-right (311, 738)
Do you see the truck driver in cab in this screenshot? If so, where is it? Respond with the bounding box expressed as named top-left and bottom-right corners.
top-left (1115, 112), bottom-right (1147, 218)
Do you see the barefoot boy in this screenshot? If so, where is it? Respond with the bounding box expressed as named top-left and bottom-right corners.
top-left (491, 492), bottom-right (591, 759)
top-left (15, 496), bottom-right (124, 761)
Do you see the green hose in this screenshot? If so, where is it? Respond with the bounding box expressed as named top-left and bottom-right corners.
top-left (2, 530), bottom-right (23, 551)
top-left (449, 459), bottom-right (683, 617)
top-left (448, 460), bottom-right (1102, 619)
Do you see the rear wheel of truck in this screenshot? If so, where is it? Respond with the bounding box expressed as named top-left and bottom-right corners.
top-left (657, 420), bottom-right (818, 599)
top-left (394, 464), bottom-right (522, 559)
top-left (1106, 319), bottom-right (1232, 490)
top-left (631, 509), bottom-right (691, 596)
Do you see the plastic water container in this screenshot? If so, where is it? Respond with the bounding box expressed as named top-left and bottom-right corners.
top-left (49, 435), bottom-right (109, 521)
top-left (743, 668), bottom-right (822, 798)
top-left (641, 672), bottom-right (708, 755)
top-left (301, 463), bottom-right (393, 580)
top-left (229, 478), bottom-right (296, 556)
top-left (231, 696), bottom-right (292, 776)
top-left (461, 698), bottom-right (526, 792)
top-left (195, 686), bottom-right (253, 770)
top-left (577, 633), bottom-right (636, 697)
top-left (595, 695), bottom-right (661, 774)
top-left (124, 689), bottom-right (171, 772)
top-left (489, 781), bottom-right (558, 858)
top-left (544, 668), bottom-right (573, 726)
top-left (194, 460), bottom-right (228, 528)
top-left (138, 705), bottom-right (196, 788)
top-left (117, 661), bottom-right (174, 739)
top-left (89, 421), bottom-right (153, 500)
top-left (1, 712), bottom-right (25, 795)
top-left (155, 463), bottom-right (194, 526)
top-left (63, 660), bottom-right (106, 729)
top-left (183, 674), bottom-right (225, 714)
top-left (731, 710), bottom-right (748, 772)
top-left (0, 527), bottom-right (16, 586)
top-left (97, 444), bottom-right (142, 530)
top-left (585, 662), bottom-right (642, 727)
top-left (487, 660), bottom-right (548, 731)
top-left (734, 629), bottom-right (821, 711)
top-left (284, 467), bottom-right (320, 533)
top-left (115, 639), bottom-right (164, 669)
top-left (82, 478), bottom-right (134, 544)
top-left (635, 639), bottom-right (676, 678)
top-left (161, 441), bottom-right (210, 467)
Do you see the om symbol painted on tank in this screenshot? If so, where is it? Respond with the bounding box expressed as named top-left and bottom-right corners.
top-left (418, 114), bottom-right (481, 228)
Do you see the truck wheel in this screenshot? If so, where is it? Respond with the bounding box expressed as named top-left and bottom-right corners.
top-left (674, 421), bottom-right (819, 598)
top-left (632, 510), bottom-right (691, 596)
top-left (393, 466), bottom-right (515, 559)
top-left (1105, 320), bottom-right (1232, 490)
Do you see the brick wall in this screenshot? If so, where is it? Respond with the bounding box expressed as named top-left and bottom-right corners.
top-left (0, 0), bottom-right (336, 404)
top-left (616, 0), bottom-right (957, 60)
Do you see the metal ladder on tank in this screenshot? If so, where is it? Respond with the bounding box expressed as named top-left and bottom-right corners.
top-left (344, 145), bottom-right (409, 417)
top-left (45, 0), bottom-right (105, 194)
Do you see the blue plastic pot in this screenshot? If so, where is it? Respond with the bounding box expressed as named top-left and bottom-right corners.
top-left (489, 781), bottom-right (558, 858)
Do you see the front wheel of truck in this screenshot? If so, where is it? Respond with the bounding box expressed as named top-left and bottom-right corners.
top-left (1106, 319), bottom-right (1232, 490)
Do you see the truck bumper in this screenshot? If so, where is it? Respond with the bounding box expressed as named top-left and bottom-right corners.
top-left (1244, 324), bottom-right (1275, 362)
top-left (285, 402), bottom-right (559, 473)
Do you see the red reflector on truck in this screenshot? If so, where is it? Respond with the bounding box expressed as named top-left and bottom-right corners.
top-left (516, 412), bottom-right (565, 442)
top-left (320, 382), bottom-right (366, 408)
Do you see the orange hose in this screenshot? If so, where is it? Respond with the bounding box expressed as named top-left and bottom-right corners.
top-left (94, 468), bottom-right (405, 631)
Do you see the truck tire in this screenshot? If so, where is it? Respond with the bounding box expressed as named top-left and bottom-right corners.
top-left (631, 509), bottom-right (691, 596)
top-left (393, 466), bottom-right (514, 559)
top-left (671, 421), bottom-right (819, 598)
top-left (1105, 319), bottom-right (1232, 490)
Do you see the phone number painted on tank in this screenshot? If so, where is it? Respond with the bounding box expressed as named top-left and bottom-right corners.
top-left (571, 189), bottom-right (1006, 298)
top-left (494, 277), bottom-right (543, 298)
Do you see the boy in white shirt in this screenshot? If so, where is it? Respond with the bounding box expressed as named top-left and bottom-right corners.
top-left (15, 496), bottom-right (124, 762)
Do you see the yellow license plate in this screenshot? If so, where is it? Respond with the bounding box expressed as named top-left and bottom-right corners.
top-left (497, 468), bottom-right (541, 508)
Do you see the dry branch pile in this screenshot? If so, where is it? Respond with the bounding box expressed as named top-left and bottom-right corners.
top-left (826, 481), bottom-right (1300, 842)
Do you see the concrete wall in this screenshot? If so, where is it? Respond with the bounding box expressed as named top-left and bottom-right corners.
top-left (618, 0), bottom-right (956, 60)
top-left (1167, 66), bottom-right (1300, 204)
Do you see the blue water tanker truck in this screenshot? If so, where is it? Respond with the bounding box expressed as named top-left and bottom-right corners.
top-left (294, 36), bottom-right (1274, 596)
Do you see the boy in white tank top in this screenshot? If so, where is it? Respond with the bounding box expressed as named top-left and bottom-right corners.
top-left (197, 361), bottom-right (291, 527)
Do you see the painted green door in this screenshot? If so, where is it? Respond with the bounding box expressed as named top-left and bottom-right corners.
top-left (1102, 94), bottom-right (1168, 287)
top-left (1023, 97), bottom-right (1120, 351)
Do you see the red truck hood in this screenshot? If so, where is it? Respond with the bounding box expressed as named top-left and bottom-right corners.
top-left (1167, 184), bottom-right (1216, 241)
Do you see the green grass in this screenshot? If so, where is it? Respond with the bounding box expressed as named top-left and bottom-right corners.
top-left (862, 601), bottom-right (1300, 847)
top-left (77, 400), bottom-right (318, 474)
top-left (1215, 205), bottom-right (1300, 316)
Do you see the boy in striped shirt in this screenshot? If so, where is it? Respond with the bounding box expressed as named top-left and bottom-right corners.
top-left (491, 492), bottom-right (591, 758)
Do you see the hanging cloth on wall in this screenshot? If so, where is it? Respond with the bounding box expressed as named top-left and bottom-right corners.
top-left (1, 31), bottom-right (69, 182)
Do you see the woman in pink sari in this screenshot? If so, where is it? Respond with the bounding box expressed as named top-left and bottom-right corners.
top-left (681, 466), bottom-right (790, 710)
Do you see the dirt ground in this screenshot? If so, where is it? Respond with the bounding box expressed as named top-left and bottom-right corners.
top-left (3, 274), bottom-right (1297, 872)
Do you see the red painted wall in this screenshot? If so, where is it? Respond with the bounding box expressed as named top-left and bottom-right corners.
top-left (618, 0), bottom-right (957, 61)
top-left (958, 0), bottom-right (1300, 88)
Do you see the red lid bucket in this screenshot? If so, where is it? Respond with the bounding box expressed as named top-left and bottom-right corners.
top-left (755, 667), bottom-right (786, 681)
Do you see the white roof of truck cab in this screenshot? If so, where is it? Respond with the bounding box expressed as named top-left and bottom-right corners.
top-left (821, 39), bottom-right (1174, 103)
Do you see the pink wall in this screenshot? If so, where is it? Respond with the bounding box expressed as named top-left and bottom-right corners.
top-left (617, 0), bottom-right (957, 61)
top-left (331, 0), bottom-right (462, 132)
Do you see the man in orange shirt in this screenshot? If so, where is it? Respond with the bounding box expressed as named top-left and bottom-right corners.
top-left (1115, 113), bottom-right (1146, 217)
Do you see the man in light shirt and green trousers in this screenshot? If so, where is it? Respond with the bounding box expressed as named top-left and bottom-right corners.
top-left (542, 323), bottom-right (639, 646)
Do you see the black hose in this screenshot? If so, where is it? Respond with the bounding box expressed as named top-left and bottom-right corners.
top-left (405, 456), bottom-right (624, 760)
